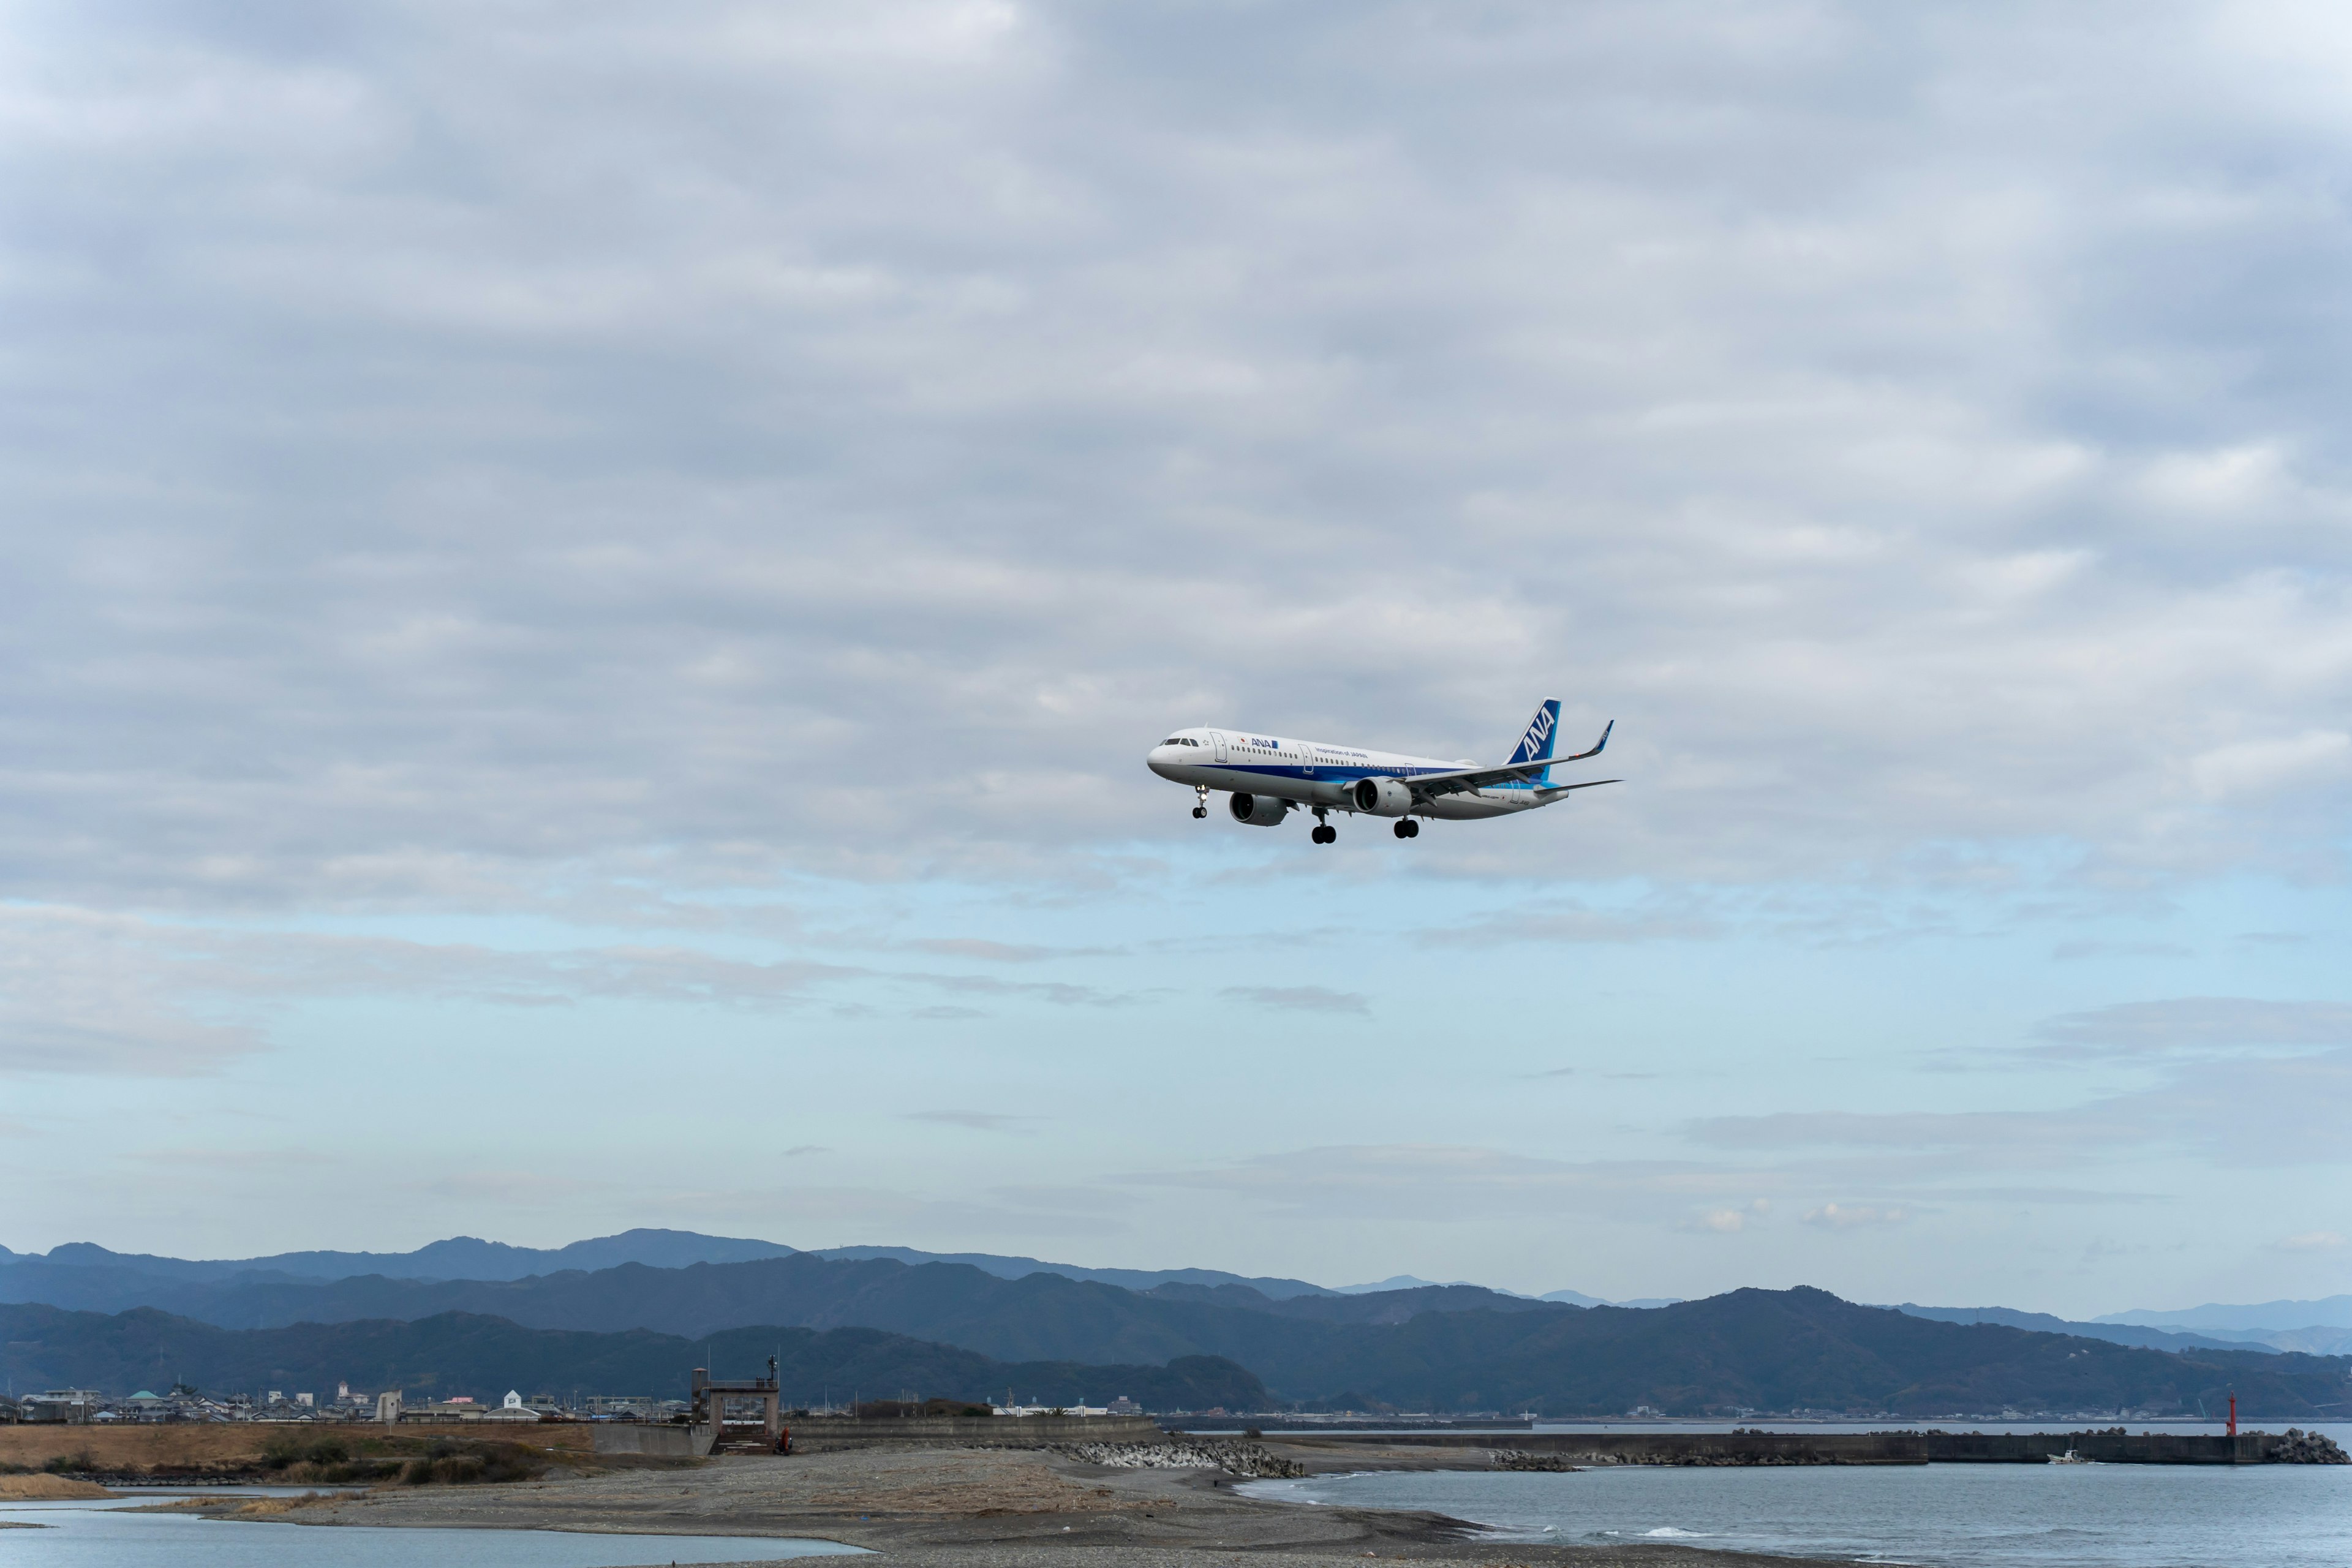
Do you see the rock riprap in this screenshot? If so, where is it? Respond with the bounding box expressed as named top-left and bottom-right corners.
top-left (2271, 1428), bottom-right (2349, 1464)
top-left (1048, 1439), bottom-right (1306, 1478)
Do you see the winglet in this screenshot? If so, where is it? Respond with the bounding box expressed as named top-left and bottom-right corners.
top-left (1556, 719), bottom-right (1613, 763)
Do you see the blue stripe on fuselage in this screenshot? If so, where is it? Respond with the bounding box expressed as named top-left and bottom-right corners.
top-left (1213, 764), bottom-right (1533, 792)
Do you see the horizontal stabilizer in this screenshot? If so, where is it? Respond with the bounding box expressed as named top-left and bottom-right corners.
top-left (1395, 722), bottom-right (1615, 797)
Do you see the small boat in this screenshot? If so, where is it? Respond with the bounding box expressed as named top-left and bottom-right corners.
top-left (2046, 1449), bottom-right (2092, 1464)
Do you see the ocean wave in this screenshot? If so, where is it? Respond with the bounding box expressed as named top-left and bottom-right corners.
top-left (1603, 1526), bottom-right (1717, 1539)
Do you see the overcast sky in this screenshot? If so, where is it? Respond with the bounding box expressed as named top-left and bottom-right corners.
top-left (4, 0), bottom-right (2349, 1318)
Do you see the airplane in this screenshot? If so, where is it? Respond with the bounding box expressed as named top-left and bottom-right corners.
top-left (1145, 700), bottom-right (1617, 843)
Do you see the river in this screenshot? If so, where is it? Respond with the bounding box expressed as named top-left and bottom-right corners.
top-left (0, 1492), bottom-right (865, 1567)
top-left (1241, 1428), bottom-right (2352, 1568)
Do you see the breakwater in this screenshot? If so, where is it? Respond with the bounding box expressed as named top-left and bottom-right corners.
top-left (1295, 1427), bottom-right (2346, 1465)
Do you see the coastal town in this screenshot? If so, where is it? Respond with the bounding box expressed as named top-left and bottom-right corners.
top-left (0, 1385), bottom-right (1148, 1427)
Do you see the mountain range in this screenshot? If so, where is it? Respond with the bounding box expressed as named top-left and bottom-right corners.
top-left (0, 1230), bottom-right (796, 1284)
top-left (6, 1232), bottom-right (2346, 1412)
top-left (2096, 1293), bottom-right (2352, 1330)
top-left (2089, 1295), bottom-right (2352, 1355)
top-left (7, 1233), bottom-right (2329, 1355)
top-left (4, 1285), bottom-right (2342, 1416)
top-left (1884, 1304), bottom-right (2310, 1357)
top-left (0, 1235), bottom-right (1643, 1304)
top-left (1336, 1275), bottom-right (1683, 1308)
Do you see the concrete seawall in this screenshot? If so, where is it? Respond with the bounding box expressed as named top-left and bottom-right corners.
top-left (1297, 1428), bottom-right (2337, 1466)
top-left (591, 1423), bottom-right (715, 1457)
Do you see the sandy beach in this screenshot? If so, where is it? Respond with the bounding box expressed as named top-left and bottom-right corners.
top-left (175, 1442), bottom-right (1839, 1568)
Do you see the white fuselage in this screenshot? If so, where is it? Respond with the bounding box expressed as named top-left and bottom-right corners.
top-left (1146, 728), bottom-right (1552, 820)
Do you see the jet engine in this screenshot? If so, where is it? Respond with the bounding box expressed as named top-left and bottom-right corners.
top-left (1350, 778), bottom-right (1413, 816)
top-left (1228, 792), bottom-right (1292, 827)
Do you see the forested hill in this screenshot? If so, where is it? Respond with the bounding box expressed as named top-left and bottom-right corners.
top-left (1, 1253), bottom-right (1488, 1366)
top-left (5, 1289), bottom-right (2345, 1416)
top-left (0, 1303), bottom-right (1266, 1411)
top-left (1276, 1286), bottom-right (2351, 1417)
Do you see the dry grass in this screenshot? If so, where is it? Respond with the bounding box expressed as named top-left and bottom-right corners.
top-left (0, 1421), bottom-right (590, 1477)
top-left (213, 1492), bottom-right (339, 1520)
top-left (0, 1474), bottom-right (117, 1499)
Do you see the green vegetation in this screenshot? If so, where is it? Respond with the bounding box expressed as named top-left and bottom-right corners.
top-left (396, 1439), bottom-right (546, 1487)
top-left (257, 1433), bottom-right (402, 1482)
top-left (247, 1431), bottom-right (545, 1485)
top-left (260, 1433), bottom-right (346, 1469)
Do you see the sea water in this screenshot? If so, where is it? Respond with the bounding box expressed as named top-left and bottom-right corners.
top-left (0, 1494), bottom-right (867, 1567)
top-left (1240, 1433), bottom-right (2352, 1568)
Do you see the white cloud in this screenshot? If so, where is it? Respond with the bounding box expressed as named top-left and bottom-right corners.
top-left (0, 2), bottom-right (2348, 912)
top-left (907, 939), bottom-right (1060, 962)
top-left (0, 903), bottom-right (1135, 1077)
top-left (907, 1110), bottom-right (1035, 1133)
top-left (6, 1), bottom-right (2352, 1300)
top-left (2274, 1230), bottom-right (2345, 1253)
top-left (2135, 442), bottom-right (2294, 514)
top-left (1128, 1144), bottom-right (1789, 1225)
top-left (417, 1170), bottom-right (609, 1205)
top-left (1690, 1049), bottom-right (2352, 1170)
top-left (1803, 1203), bottom-right (1909, 1231)
top-left (2188, 732), bottom-right (2352, 802)
top-left (2035, 997), bottom-right (2352, 1054)
top-left (0, 906), bottom-right (260, 1077)
top-left (1221, 985), bottom-right (1370, 1014)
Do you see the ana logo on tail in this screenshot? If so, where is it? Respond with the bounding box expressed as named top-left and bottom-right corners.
top-left (1507, 699), bottom-right (1561, 766)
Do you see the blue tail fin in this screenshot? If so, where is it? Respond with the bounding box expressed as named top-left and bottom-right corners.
top-left (1507, 700), bottom-right (1562, 766)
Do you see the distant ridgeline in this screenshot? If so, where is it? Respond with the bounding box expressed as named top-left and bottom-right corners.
top-left (4, 1240), bottom-right (2348, 1414)
top-left (0, 1303), bottom-right (1267, 1412)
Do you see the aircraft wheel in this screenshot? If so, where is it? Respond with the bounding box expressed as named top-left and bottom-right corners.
top-left (1192, 806), bottom-right (1207, 819)
top-left (1393, 820), bottom-right (1412, 839)
top-left (1312, 824), bottom-right (1336, 845)
top-left (1406, 819), bottom-right (1421, 837)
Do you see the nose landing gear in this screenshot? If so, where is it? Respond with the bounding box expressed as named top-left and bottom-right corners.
top-left (1392, 818), bottom-right (1420, 839)
top-left (1192, 785), bottom-right (1209, 820)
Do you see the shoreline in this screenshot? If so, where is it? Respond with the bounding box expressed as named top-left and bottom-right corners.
top-left (141, 1441), bottom-right (1848, 1567)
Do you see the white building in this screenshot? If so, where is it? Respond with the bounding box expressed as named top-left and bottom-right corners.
top-left (481, 1389), bottom-right (542, 1423)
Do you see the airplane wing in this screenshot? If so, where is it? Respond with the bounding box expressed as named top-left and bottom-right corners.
top-left (1395, 722), bottom-right (1615, 799)
top-left (1408, 770), bottom-right (1619, 799)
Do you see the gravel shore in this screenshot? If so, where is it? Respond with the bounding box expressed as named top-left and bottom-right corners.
top-left (189, 1442), bottom-right (1837, 1568)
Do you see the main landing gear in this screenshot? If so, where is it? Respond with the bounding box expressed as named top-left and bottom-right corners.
top-left (1192, 785), bottom-right (1208, 820)
top-left (1392, 818), bottom-right (1421, 839)
top-left (1311, 807), bottom-right (1336, 845)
